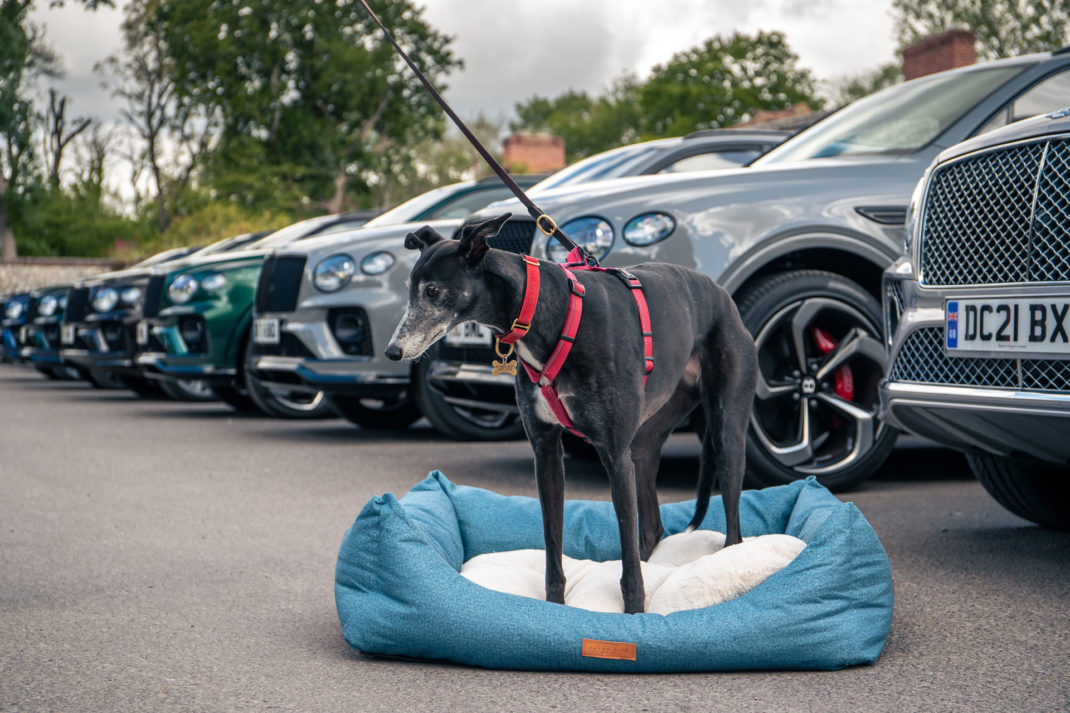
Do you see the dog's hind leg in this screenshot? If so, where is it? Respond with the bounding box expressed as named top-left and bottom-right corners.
top-left (530, 424), bottom-right (567, 605)
top-left (694, 333), bottom-right (757, 547)
top-left (631, 381), bottom-right (700, 559)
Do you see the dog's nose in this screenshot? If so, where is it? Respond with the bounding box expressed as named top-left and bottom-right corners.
top-left (385, 343), bottom-right (403, 361)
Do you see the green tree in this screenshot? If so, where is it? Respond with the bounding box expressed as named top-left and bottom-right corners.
top-left (892, 0), bottom-right (1070, 60)
top-left (640, 31), bottom-right (823, 137)
top-left (148, 0), bottom-right (460, 215)
top-left (512, 75), bottom-right (643, 162)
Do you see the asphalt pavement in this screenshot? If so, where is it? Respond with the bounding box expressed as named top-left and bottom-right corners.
top-left (1, 363), bottom-right (1067, 713)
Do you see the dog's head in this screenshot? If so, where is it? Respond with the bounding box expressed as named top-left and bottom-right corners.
top-left (384, 213), bottom-right (511, 361)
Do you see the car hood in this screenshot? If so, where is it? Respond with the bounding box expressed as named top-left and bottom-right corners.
top-left (473, 153), bottom-right (927, 223)
top-left (150, 246), bottom-right (272, 277)
top-left (273, 218), bottom-right (461, 264)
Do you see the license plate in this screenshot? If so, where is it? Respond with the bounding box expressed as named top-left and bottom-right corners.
top-left (136, 320), bottom-right (149, 346)
top-left (946, 298), bottom-right (1070, 357)
top-left (253, 317), bottom-right (280, 345)
top-left (61, 324), bottom-right (75, 345)
top-left (445, 322), bottom-right (493, 347)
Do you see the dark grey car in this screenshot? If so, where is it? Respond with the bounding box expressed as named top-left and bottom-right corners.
top-left (881, 109), bottom-right (1070, 527)
top-left (437, 50), bottom-right (1070, 491)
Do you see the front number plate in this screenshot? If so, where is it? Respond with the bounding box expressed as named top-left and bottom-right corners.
top-left (945, 298), bottom-right (1070, 357)
top-left (253, 317), bottom-right (280, 345)
top-left (445, 322), bottom-right (493, 347)
top-left (61, 324), bottom-right (76, 345)
top-left (136, 320), bottom-right (149, 346)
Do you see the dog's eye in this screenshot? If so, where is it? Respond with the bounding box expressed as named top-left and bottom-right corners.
top-left (424, 284), bottom-right (440, 299)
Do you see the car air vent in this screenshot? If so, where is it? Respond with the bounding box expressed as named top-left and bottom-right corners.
top-left (142, 276), bottom-right (165, 318)
top-left (65, 287), bottom-right (90, 322)
top-left (255, 256), bottom-right (306, 313)
top-left (855, 206), bottom-right (908, 225)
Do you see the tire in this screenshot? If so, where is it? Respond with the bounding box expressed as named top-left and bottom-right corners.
top-left (967, 452), bottom-right (1070, 529)
top-left (87, 367), bottom-right (126, 390)
top-left (244, 370), bottom-right (333, 419)
top-left (326, 393), bottom-right (422, 430)
top-left (159, 378), bottom-right (217, 402)
top-left (210, 384), bottom-right (259, 413)
top-left (736, 270), bottom-right (898, 492)
top-left (35, 365), bottom-right (61, 380)
top-left (116, 374), bottom-right (165, 398)
top-left (413, 358), bottom-right (526, 441)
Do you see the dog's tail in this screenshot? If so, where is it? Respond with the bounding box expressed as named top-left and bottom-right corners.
top-left (686, 407), bottom-right (715, 532)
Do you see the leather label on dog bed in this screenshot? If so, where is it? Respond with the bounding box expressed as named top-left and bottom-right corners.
top-left (581, 638), bottom-right (637, 661)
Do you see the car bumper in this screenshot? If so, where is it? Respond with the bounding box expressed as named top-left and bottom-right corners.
top-left (247, 306), bottom-right (411, 398)
top-left (880, 258), bottom-right (1070, 463)
top-left (425, 359), bottom-right (519, 414)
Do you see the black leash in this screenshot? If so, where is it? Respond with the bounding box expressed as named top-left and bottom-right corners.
top-left (356, 0), bottom-right (597, 266)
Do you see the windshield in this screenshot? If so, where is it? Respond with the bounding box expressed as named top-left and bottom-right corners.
top-left (133, 247), bottom-right (197, 268)
top-left (755, 64), bottom-right (1027, 164)
top-left (363, 182), bottom-right (475, 228)
top-left (247, 215), bottom-right (341, 250)
top-left (529, 141), bottom-right (672, 192)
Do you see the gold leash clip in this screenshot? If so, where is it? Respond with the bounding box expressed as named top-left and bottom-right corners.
top-left (536, 214), bottom-right (558, 237)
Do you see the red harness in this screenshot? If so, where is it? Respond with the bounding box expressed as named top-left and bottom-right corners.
top-left (497, 250), bottom-right (654, 441)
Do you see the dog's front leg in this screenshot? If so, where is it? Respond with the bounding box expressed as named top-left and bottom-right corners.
top-left (598, 446), bottom-right (645, 614)
top-left (531, 427), bottom-right (566, 605)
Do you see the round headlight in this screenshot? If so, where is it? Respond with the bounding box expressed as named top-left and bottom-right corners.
top-left (92, 287), bottom-right (119, 313)
top-left (623, 212), bottom-right (676, 247)
top-left (360, 251), bottom-right (395, 276)
top-left (199, 272), bottom-right (227, 293)
top-left (313, 254), bottom-right (356, 292)
top-left (59, 294), bottom-right (68, 309)
top-left (38, 295), bottom-right (58, 316)
top-left (5, 300), bottom-right (24, 320)
top-left (547, 217), bottom-right (614, 263)
top-left (120, 286), bottom-right (142, 305)
top-left (168, 274), bottom-right (198, 304)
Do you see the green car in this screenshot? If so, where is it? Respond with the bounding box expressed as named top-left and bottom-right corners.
top-left (135, 212), bottom-right (376, 416)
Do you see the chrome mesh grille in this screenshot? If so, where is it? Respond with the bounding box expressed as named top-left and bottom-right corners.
top-left (919, 137), bottom-right (1070, 286)
top-left (890, 326), bottom-right (1070, 392)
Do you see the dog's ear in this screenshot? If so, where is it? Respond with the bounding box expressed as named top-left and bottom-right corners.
top-left (404, 225), bottom-right (445, 251)
top-left (457, 213), bottom-right (511, 267)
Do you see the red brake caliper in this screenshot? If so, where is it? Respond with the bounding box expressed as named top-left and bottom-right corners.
top-left (812, 327), bottom-right (854, 414)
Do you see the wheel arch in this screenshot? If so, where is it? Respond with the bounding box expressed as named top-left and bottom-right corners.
top-left (721, 235), bottom-right (896, 303)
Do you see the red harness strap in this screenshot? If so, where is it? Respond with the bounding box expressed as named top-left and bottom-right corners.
top-left (501, 248), bottom-right (654, 442)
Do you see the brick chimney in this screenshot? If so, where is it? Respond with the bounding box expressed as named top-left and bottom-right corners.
top-left (502, 133), bottom-right (566, 173)
top-left (902, 29), bottom-right (976, 81)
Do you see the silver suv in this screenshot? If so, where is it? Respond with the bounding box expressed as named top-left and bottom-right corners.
top-left (881, 109), bottom-right (1070, 528)
top-left (442, 50), bottom-right (1070, 491)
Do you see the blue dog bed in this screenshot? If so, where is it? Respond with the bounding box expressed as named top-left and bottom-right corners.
top-left (334, 472), bottom-right (893, 672)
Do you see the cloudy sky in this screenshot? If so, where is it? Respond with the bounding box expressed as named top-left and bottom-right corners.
top-left (30, 0), bottom-right (899, 125)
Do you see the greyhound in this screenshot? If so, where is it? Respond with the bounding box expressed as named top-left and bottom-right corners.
top-left (385, 213), bottom-right (758, 614)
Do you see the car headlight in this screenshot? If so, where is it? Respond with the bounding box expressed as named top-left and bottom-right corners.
top-left (168, 274), bottom-right (198, 304)
top-left (547, 217), bottom-right (614, 263)
top-left (59, 294), bottom-right (68, 310)
top-left (313, 254), bottom-right (356, 292)
top-left (623, 212), bottom-right (676, 247)
top-left (38, 295), bottom-right (58, 316)
top-left (4, 301), bottom-right (23, 320)
top-left (120, 286), bottom-right (142, 305)
top-left (199, 272), bottom-right (227, 293)
top-left (360, 251), bottom-right (395, 275)
top-left (92, 287), bottom-right (119, 313)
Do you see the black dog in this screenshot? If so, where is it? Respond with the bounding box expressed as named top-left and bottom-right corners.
top-left (385, 214), bottom-right (757, 614)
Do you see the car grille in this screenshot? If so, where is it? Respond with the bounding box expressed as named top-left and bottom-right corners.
top-left (255, 332), bottom-right (315, 359)
top-left (889, 326), bottom-right (1070, 393)
top-left (919, 136), bottom-right (1070, 286)
top-left (456, 218), bottom-right (537, 255)
top-left (142, 276), bottom-right (165, 318)
top-left (65, 287), bottom-right (90, 322)
top-left (255, 256), bottom-right (306, 313)
top-left (25, 296), bottom-right (38, 321)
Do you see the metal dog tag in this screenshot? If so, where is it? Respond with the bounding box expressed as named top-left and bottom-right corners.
top-left (492, 339), bottom-right (518, 377)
